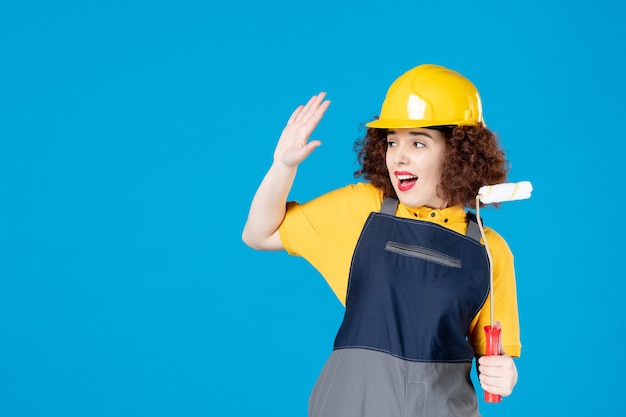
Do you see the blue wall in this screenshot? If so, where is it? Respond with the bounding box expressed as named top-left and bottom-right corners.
top-left (1, 1), bottom-right (624, 416)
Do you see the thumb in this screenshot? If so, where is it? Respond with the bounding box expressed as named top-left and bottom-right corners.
top-left (301, 140), bottom-right (322, 158)
top-left (283, 140), bottom-right (322, 166)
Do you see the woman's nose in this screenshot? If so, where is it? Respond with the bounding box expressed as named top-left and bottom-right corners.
top-left (394, 144), bottom-right (407, 165)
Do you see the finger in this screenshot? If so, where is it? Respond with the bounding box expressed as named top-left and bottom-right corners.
top-left (302, 92), bottom-right (326, 115)
top-left (289, 98), bottom-right (330, 143)
top-left (287, 105), bottom-right (305, 125)
top-left (295, 92), bottom-right (327, 123)
top-left (478, 364), bottom-right (503, 378)
top-left (478, 355), bottom-right (500, 367)
top-left (479, 371), bottom-right (508, 387)
top-left (293, 95), bottom-right (319, 122)
top-left (287, 92), bottom-right (324, 125)
top-left (478, 356), bottom-right (510, 372)
top-left (304, 98), bottom-right (331, 129)
top-left (479, 376), bottom-right (513, 397)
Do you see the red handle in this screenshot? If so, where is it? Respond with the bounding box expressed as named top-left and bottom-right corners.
top-left (483, 325), bottom-right (502, 403)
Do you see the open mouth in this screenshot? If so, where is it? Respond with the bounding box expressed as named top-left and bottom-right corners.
top-left (396, 172), bottom-right (418, 191)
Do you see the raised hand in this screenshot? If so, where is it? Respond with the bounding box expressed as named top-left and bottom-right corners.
top-left (274, 92), bottom-right (331, 167)
top-left (242, 92), bottom-right (331, 250)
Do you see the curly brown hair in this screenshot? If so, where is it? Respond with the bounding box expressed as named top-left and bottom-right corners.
top-left (354, 124), bottom-right (509, 208)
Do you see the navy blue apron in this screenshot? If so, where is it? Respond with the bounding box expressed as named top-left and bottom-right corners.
top-left (309, 198), bottom-right (490, 417)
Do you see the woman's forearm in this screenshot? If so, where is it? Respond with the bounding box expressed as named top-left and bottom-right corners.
top-left (242, 161), bottom-right (297, 250)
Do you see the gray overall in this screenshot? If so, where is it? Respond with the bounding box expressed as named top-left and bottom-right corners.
top-left (309, 198), bottom-right (490, 417)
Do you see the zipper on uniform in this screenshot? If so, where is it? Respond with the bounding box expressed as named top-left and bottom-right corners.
top-left (384, 241), bottom-right (462, 268)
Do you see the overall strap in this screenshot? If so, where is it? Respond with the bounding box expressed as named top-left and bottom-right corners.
top-left (465, 211), bottom-right (482, 242)
top-left (380, 197), bottom-right (399, 215)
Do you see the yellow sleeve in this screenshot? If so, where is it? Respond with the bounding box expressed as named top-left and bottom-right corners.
top-left (278, 183), bottom-right (382, 304)
top-left (468, 228), bottom-right (522, 357)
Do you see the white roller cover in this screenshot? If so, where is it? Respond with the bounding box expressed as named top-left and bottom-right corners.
top-left (478, 181), bottom-right (533, 204)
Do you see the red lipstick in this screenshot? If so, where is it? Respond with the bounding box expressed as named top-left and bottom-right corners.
top-left (394, 171), bottom-right (418, 192)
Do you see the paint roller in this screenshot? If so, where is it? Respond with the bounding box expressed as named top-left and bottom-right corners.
top-left (475, 181), bottom-right (532, 403)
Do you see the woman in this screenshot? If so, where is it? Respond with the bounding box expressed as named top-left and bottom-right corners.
top-left (242, 64), bottom-right (520, 417)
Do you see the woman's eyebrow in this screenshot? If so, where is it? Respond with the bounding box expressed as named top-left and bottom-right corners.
top-left (409, 131), bottom-right (433, 139)
top-left (386, 130), bottom-right (433, 139)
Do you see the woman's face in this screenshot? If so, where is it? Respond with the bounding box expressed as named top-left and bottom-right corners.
top-left (385, 127), bottom-right (447, 209)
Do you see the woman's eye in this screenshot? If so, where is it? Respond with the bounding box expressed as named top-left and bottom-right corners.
top-left (386, 141), bottom-right (396, 148)
top-left (413, 142), bottom-right (425, 148)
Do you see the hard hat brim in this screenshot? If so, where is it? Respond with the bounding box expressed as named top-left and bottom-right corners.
top-left (365, 118), bottom-right (477, 129)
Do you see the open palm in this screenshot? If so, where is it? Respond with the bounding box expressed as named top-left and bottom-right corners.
top-left (274, 92), bottom-right (331, 167)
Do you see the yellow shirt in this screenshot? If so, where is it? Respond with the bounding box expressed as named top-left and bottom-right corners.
top-left (279, 182), bottom-right (521, 357)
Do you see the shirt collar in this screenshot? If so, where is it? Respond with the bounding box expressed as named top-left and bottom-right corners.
top-left (397, 203), bottom-right (468, 224)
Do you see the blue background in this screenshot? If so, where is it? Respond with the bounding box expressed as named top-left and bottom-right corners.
top-left (1, 0), bottom-right (624, 416)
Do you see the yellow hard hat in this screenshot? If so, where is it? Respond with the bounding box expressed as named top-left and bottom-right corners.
top-left (366, 64), bottom-right (484, 129)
